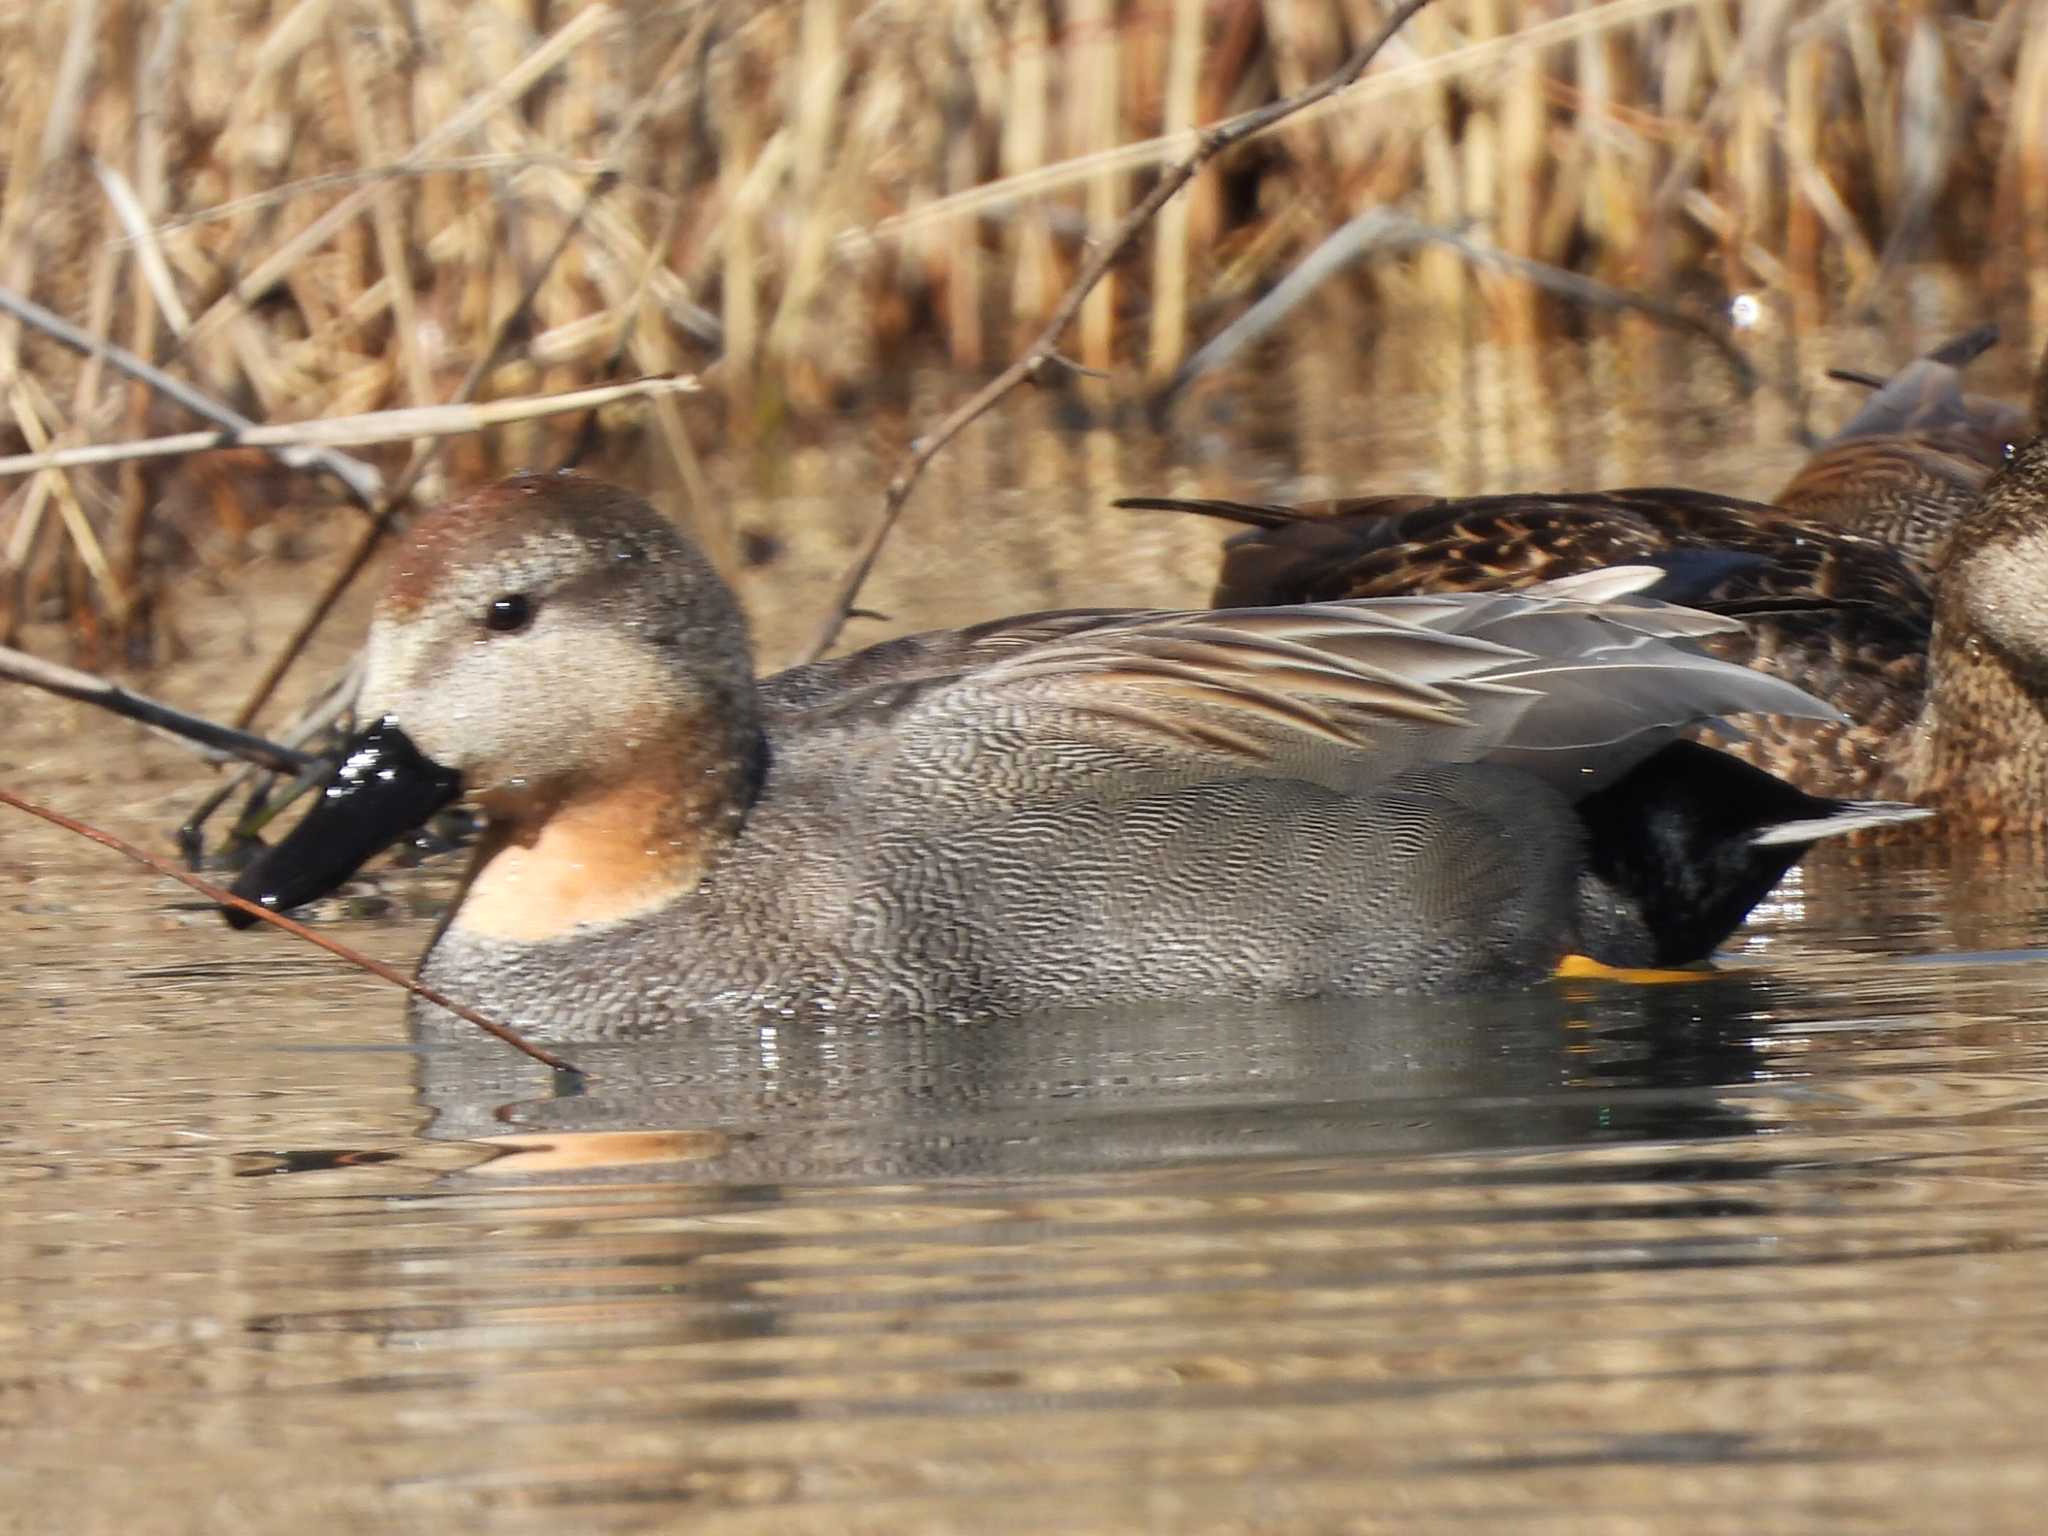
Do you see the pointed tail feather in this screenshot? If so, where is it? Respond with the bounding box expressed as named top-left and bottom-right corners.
top-left (1749, 800), bottom-right (1933, 847)
top-left (1112, 495), bottom-right (1306, 530)
top-left (1927, 323), bottom-right (1999, 369)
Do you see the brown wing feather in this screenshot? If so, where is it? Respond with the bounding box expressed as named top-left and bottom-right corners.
top-left (1770, 327), bottom-right (2024, 570)
top-left (1119, 488), bottom-right (1933, 799)
top-left (1776, 435), bottom-right (2006, 571)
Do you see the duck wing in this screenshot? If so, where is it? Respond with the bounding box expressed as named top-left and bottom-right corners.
top-left (1117, 488), bottom-right (1934, 799)
top-left (868, 578), bottom-right (1835, 810)
top-left (760, 609), bottom-right (1135, 714)
top-left (1118, 489), bottom-right (1824, 608)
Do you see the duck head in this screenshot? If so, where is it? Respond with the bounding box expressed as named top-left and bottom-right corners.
top-left (228, 473), bottom-right (764, 936)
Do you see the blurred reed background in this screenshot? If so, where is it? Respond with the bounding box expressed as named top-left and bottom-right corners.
top-left (0, 0), bottom-right (2039, 663)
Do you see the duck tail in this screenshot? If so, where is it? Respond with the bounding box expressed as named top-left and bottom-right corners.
top-left (1826, 328), bottom-right (1997, 394)
top-left (1815, 324), bottom-right (2003, 448)
top-left (1748, 800), bottom-right (1932, 846)
top-left (1926, 323), bottom-right (1999, 370)
top-left (1571, 741), bottom-right (1930, 968)
top-left (1112, 495), bottom-right (1307, 530)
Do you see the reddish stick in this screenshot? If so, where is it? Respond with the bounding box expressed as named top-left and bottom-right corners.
top-left (0, 785), bottom-right (582, 1078)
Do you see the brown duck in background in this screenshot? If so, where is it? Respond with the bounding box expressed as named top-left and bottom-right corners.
top-left (1774, 325), bottom-right (2026, 570)
top-left (1117, 340), bottom-right (2048, 835)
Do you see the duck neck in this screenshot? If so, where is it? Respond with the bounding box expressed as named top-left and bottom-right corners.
top-left (1915, 591), bottom-right (2048, 838)
top-left (453, 715), bottom-right (767, 942)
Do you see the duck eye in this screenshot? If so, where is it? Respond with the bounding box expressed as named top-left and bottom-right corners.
top-left (484, 594), bottom-right (534, 634)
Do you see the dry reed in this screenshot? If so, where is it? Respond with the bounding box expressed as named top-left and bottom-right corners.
top-left (0, 0), bottom-right (2030, 653)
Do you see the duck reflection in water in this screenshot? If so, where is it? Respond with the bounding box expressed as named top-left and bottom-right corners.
top-left (413, 974), bottom-right (1801, 1188)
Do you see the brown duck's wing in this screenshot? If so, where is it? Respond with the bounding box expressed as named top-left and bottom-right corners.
top-left (1774, 433), bottom-right (1999, 570)
top-left (1115, 494), bottom-right (1449, 607)
top-left (1128, 486), bottom-right (1925, 610)
top-left (1123, 488), bottom-right (1814, 607)
top-left (1120, 492), bottom-right (1691, 607)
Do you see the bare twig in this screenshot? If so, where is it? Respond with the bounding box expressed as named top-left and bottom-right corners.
top-left (801, 0), bottom-right (1442, 661)
top-left (0, 376), bottom-right (700, 480)
top-left (0, 282), bottom-right (385, 508)
top-left (0, 786), bottom-right (581, 1077)
top-left (1155, 210), bottom-right (1757, 407)
top-left (0, 642), bottom-right (313, 773)
top-left (1156, 209), bottom-right (1428, 406)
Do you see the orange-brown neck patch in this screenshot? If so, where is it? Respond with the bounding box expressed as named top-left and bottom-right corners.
top-left (452, 771), bottom-right (735, 942)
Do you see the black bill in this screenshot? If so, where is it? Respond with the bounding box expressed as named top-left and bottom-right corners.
top-left (223, 717), bottom-right (462, 929)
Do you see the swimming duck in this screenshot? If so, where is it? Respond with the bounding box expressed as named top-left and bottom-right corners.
top-left (226, 473), bottom-right (1922, 1038)
top-left (1117, 380), bottom-right (2048, 834)
top-left (1774, 325), bottom-right (2025, 569)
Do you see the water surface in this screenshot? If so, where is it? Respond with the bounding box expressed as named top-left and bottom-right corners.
top-left (8, 308), bottom-right (2048, 1532)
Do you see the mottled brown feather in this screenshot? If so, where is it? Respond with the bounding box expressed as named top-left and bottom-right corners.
top-left (1774, 326), bottom-right (2025, 571)
top-left (1117, 489), bottom-right (1932, 803)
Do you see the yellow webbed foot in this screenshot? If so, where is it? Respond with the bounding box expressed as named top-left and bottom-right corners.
top-left (1553, 953), bottom-right (1715, 985)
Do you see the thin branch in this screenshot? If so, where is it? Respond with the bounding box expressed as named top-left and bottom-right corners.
top-left (801, 0), bottom-right (1442, 662)
top-left (1156, 209), bottom-right (1428, 406)
top-left (0, 376), bottom-right (701, 480)
top-left (0, 642), bottom-right (314, 773)
top-left (835, 0), bottom-right (1701, 259)
top-left (0, 283), bottom-right (385, 509)
top-left (1155, 210), bottom-right (1757, 408)
top-left (0, 786), bottom-right (581, 1077)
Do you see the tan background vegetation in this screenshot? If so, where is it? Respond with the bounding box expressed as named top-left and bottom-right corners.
top-left (0, 0), bottom-right (2038, 659)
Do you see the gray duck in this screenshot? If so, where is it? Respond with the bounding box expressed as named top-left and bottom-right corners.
top-left (225, 473), bottom-right (1923, 1039)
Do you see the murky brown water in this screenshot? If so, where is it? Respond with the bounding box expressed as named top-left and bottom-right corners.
top-left (10, 297), bottom-right (2048, 1532)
